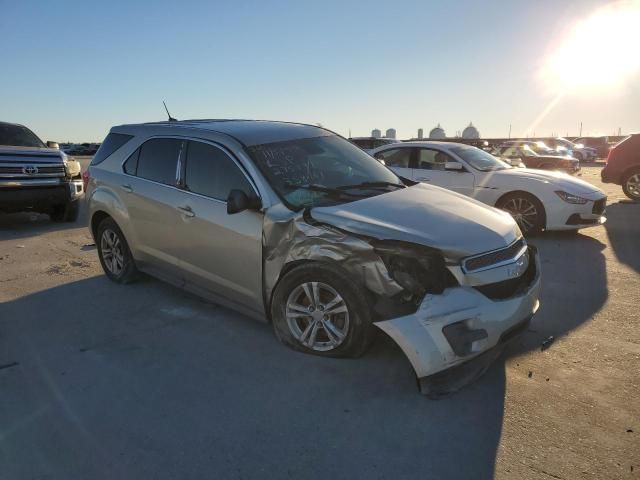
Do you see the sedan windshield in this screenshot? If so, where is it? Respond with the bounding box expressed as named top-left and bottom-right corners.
top-left (0, 124), bottom-right (46, 148)
top-left (450, 145), bottom-right (512, 171)
top-left (247, 135), bottom-right (404, 209)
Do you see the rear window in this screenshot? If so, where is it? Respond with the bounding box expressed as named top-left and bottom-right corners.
top-left (136, 138), bottom-right (182, 186)
top-left (0, 124), bottom-right (46, 148)
top-left (91, 133), bottom-right (133, 165)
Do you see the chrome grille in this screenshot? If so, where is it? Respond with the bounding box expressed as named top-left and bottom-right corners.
top-left (463, 238), bottom-right (526, 272)
top-left (0, 164), bottom-right (65, 177)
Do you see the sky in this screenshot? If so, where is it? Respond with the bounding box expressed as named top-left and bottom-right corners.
top-left (2, 0), bottom-right (639, 142)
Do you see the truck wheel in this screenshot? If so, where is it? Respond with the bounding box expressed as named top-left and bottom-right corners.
top-left (271, 263), bottom-right (374, 358)
top-left (622, 169), bottom-right (640, 200)
top-left (96, 217), bottom-right (138, 284)
top-left (50, 202), bottom-right (79, 222)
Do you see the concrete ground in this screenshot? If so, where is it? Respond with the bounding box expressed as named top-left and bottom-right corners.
top-left (1, 162), bottom-right (638, 479)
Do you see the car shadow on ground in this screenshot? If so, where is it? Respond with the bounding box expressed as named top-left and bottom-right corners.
top-left (505, 231), bottom-right (608, 357)
top-left (1, 275), bottom-right (505, 479)
top-left (0, 230), bottom-right (609, 480)
top-left (604, 201), bottom-right (640, 274)
top-left (0, 205), bottom-right (89, 242)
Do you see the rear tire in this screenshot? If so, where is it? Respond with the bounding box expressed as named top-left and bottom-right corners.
top-left (271, 263), bottom-right (374, 358)
top-left (50, 202), bottom-right (79, 222)
top-left (496, 192), bottom-right (545, 236)
top-left (622, 169), bottom-right (640, 201)
top-left (96, 217), bottom-right (138, 284)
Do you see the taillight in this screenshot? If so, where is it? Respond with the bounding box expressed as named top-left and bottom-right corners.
top-left (82, 169), bottom-right (90, 190)
top-left (606, 146), bottom-right (614, 164)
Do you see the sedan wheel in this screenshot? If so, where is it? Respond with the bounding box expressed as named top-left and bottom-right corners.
top-left (285, 282), bottom-right (350, 352)
top-left (498, 194), bottom-right (544, 235)
top-left (101, 229), bottom-right (125, 275)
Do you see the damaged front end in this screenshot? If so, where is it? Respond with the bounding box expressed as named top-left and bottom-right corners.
top-left (263, 205), bottom-right (541, 397)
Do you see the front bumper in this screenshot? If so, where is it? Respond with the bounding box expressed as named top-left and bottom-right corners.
top-left (546, 193), bottom-right (607, 231)
top-left (374, 247), bottom-right (541, 391)
top-left (0, 179), bottom-right (83, 212)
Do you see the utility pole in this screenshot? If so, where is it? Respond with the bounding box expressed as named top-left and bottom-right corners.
top-left (579, 121), bottom-right (583, 137)
top-left (508, 124), bottom-right (512, 139)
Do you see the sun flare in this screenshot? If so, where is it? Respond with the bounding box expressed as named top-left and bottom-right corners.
top-left (541, 1), bottom-right (640, 94)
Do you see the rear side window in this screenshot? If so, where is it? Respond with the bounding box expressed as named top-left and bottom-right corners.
top-left (91, 133), bottom-right (133, 165)
top-left (136, 138), bottom-right (182, 186)
top-left (375, 148), bottom-right (411, 168)
top-left (184, 141), bottom-right (254, 201)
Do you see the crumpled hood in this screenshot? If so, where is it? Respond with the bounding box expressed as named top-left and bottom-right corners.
top-left (490, 168), bottom-right (601, 195)
top-left (0, 145), bottom-right (64, 163)
top-left (311, 183), bottom-right (520, 259)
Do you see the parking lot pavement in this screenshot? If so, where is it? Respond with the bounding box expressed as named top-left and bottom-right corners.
top-left (1, 166), bottom-right (638, 479)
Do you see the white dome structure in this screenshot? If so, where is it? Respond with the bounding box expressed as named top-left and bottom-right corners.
top-left (429, 123), bottom-right (446, 139)
top-left (371, 129), bottom-right (381, 138)
top-left (385, 128), bottom-right (396, 139)
top-left (462, 122), bottom-right (480, 139)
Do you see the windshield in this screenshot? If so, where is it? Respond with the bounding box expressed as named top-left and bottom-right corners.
top-left (0, 124), bottom-right (46, 148)
top-left (450, 145), bottom-right (512, 171)
top-left (247, 135), bottom-right (404, 210)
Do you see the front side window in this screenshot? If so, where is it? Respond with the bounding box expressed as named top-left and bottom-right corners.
top-left (375, 148), bottom-right (411, 168)
top-left (184, 141), bottom-right (254, 201)
top-left (416, 149), bottom-right (449, 170)
top-left (0, 124), bottom-right (45, 148)
top-left (247, 135), bottom-right (403, 210)
top-left (136, 138), bottom-right (182, 186)
top-left (450, 145), bottom-right (512, 171)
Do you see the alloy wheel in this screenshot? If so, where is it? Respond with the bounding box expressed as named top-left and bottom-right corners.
top-left (101, 229), bottom-right (125, 275)
top-left (626, 173), bottom-right (640, 199)
top-left (501, 197), bottom-right (539, 234)
top-left (285, 282), bottom-right (350, 351)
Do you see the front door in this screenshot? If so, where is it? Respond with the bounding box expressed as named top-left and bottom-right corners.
top-left (173, 140), bottom-right (264, 313)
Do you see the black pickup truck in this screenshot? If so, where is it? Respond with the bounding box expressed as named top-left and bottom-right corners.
top-left (0, 121), bottom-right (83, 221)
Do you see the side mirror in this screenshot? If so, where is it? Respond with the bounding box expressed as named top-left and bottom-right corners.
top-left (46, 141), bottom-right (59, 149)
top-left (445, 161), bottom-right (464, 171)
top-left (227, 189), bottom-right (261, 215)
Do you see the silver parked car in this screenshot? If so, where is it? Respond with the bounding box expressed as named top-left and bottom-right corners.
top-left (86, 119), bottom-right (541, 395)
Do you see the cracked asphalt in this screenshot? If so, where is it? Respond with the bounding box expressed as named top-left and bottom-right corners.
top-left (1, 162), bottom-right (638, 479)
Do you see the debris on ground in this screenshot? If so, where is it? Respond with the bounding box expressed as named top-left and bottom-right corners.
top-left (528, 371), bottom-right (533, 378)
top-left (541, 336), bottom-right (555, 351)
top-left (16, 245), bottom-right (25, 248)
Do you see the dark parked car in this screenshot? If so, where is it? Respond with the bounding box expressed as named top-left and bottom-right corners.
top-left (601, 134), bottom-right (640, 200)
top-left (493, 143), bottom-right (580, 174)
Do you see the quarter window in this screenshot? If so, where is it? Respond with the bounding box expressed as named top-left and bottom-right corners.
top-left (416, 149), bottom-right (450, 170)
top-left (375, 148), bottom-right (411, 168)
top-left (184, 141), bottom-right (254, 201)
top-left (136, 138), bottom-right (182, 185)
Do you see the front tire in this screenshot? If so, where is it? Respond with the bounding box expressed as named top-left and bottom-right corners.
top-left (271, 263), bottom-right (374, 358)
top-left (622, 169), bottom-right (640, 200)
top-left (497, 192), bottom-right (545, 235)
top-left (96, 217), bottom-right (138, 284)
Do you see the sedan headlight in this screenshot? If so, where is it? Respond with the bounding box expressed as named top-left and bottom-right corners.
top-left (555, 190), bottom-right (588, 204)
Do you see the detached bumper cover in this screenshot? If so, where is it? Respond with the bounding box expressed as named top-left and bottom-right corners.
top-left (374, 248), bottom-right (541, 390)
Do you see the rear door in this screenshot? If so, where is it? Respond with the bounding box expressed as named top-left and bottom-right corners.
top-left (373, 147), bottom-right (413, 180)
top-left (121, 137), bottom-right (186, 279)
top-left (173, 140), bottom-right (264, 313)
top-left (412, 147), bottom-right (475, 196)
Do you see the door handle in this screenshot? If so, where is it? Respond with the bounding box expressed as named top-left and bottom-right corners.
top-left (120, 184), bottom-right (133, 192)
top-left (177, 205), bottom-right (195, 218)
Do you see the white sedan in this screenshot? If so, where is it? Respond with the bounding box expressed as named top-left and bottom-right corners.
top-left (370, 141), bottom-right (607, 235)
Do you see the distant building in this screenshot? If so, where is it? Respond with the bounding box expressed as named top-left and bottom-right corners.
top-left (385, 128), bottom-right (396, 139)
top-left (429, 123), bottom-right (446, 139)
top-left (417, 128), bottom-right (424, 139)
top-left (371, 129), bottom-right (381, 138)
top-left (462, 122), bottom-right (480, 139)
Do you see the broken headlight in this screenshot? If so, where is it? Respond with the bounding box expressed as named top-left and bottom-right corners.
top-left (372, 240), bottom-right (457, 300)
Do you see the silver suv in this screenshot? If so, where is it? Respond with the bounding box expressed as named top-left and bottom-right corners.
top-left (87, 119), bottom-right (541, 395)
